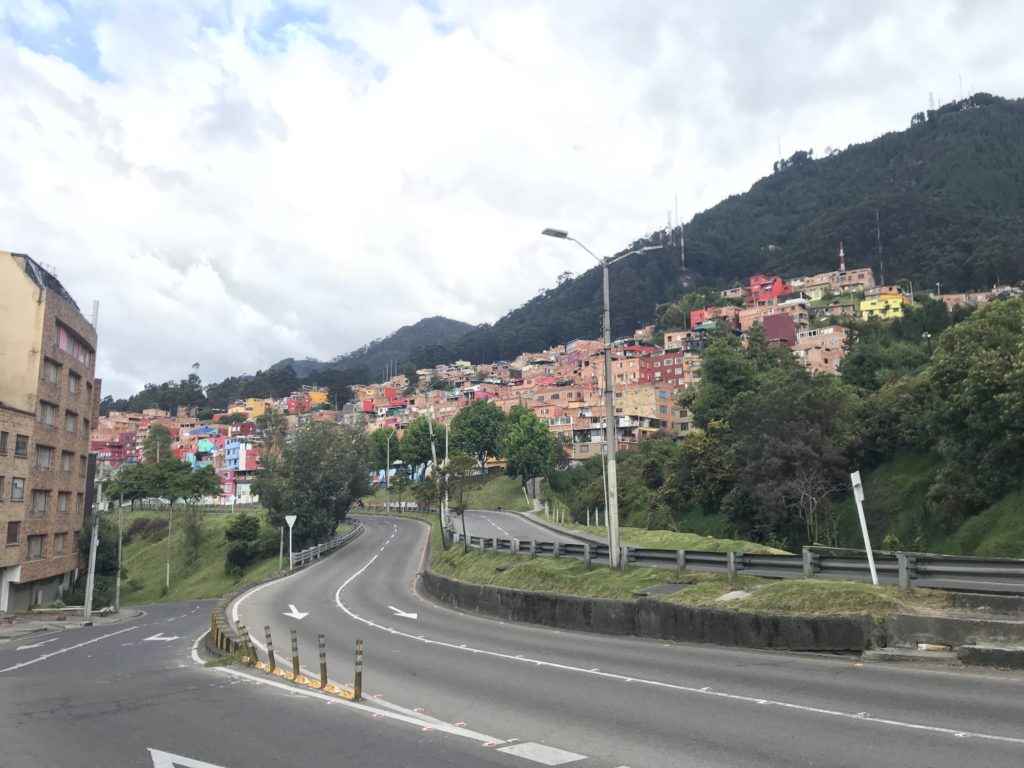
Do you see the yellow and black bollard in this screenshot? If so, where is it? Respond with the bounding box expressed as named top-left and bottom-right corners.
top-left (318, 633), bottom-right (328, 689)
top-left (354, 639), bottom-right (363, 701)
top-left (265, 625), bottom-right (276, 672)
top-left (289, 628), bottom-right (301, 681)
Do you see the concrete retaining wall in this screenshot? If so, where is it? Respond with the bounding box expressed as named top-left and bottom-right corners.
top-left (421, 569), bottom-right (877, 652)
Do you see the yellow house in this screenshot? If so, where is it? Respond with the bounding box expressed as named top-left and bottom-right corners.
top-left (860, 289), bottom-right (910, 321)
top-left (244, 398), bottom-right (268, 417)
top-left (307, 389), bottom-right (329, 406)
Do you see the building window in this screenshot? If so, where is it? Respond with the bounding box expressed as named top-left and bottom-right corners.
top-left (54, 532), bottom-right (66, 556)
top-left (43, 357), bottom-right (60, 384)
top-left (58, 491), bottom-right (70, 515)
top-left (79, 456), bottom-right (87, 477)
top-left (65, 411), bottom-right (77, 434)
top-left (61, 451), bottom-right (73, 472)
top-left (40, 401), bottom-right (57, 427)
top-left (35, 445), bottom-right (53, 469)
top-left (0, 431), bottom-right (7, 454)
top-left (27, 535), bottom-right (43, 561)
top-left (76, 494), bottom-right (83, 515)
top-left (83, 418), bottom-right (90, 434)
top-left (11, 477), bottom-right (25, 502)
top-left (6, 521), bottom-right (20, 546)
top-left (69, 371), bottom-right (81, 394)
top-left (31, 490), bottom-right (48, 514)
top-left (55, 322), bottom-right (93, 366)
top-left (0, 475), bottom-right (4, 498)
top-left (15, 435), bottom-right (28, 458)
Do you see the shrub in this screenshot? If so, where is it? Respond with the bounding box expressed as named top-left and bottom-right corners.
top-left (143, 517), bottom-right (169, 539)
top-left (124, 517), bottom-right (152, 543)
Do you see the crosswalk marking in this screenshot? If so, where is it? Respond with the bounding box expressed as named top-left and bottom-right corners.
top-left (496, 742), bottom-right (586, 765)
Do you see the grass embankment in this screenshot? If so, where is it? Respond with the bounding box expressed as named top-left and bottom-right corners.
top-left (115, 509), bottom-right (351, 605)
top-left (359, 508), bottom-right (949, 617)
top-left (550, 520), bottom-right (787, 554)
top-left (365, 474), bottom-right (533, 512)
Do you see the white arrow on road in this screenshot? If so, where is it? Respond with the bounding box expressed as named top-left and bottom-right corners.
top-left (283, 604), bottom-right (309, 620)
top-left (149, 747), bottom-right (229, 768)
top-left (143, 633), bottom-right (182, 642)
top-left (16, 637), bottom-right (59, 651)
top-left (388, 606), bottom-right (418, 620)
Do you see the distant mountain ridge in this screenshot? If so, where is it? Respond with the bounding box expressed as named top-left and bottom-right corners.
top-left (108, 93), bottom-right (1024, 410)
top-left (270, 315), bottom-right (476, 379)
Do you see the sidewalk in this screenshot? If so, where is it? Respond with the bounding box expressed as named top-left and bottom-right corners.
top-left (0, 607), bottom-right (143, 642)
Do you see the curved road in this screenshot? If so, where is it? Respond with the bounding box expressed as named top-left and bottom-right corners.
top-left (231, 514), bottom-right (1024, 768)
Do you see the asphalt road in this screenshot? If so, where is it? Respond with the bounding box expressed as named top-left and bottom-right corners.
top-left (0, 599), bottom-right (531, 767)
top-left (230, 514), bottom-right (1024, 768)
top-left (462, 508), bottom-right (584, 544)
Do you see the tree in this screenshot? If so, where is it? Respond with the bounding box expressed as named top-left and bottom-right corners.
top-left (926, 297), bottom-right (1024, 527)
top-left (399, 416), bottom-right (445, 474)
top-left (176, 465), bottom-right (220, 564)
top-left (104, 463), bottom-right (151, 510)
top-left (142, 424), bottom-right (173, 464)
top-left (369, 427), bottom-right (400, 472)
top-left (219, 412), bottom-right (249, 425)
top-left (682, 336), bottom-right (756, 428)
top-left (500, 405), bottom-right (556, 488)
top-left (254, 422), bottom-right (369, 548)
top-left (450, 399), bottom-right (506, 466)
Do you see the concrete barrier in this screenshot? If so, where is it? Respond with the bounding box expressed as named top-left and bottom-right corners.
top-left (420, 569), bottom-right (877, 652)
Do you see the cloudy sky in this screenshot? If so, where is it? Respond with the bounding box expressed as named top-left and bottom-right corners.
top-left (2, 0), bottom-right (1021, 397)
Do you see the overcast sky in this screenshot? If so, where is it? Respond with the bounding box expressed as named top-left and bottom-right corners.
top-left (2, 1), bottom-right (1021, 398)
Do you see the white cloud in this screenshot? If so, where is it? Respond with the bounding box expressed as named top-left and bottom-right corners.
top-left (1, 0), bottom-right (1022, 397)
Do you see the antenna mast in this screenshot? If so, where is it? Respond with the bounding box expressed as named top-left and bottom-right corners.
top-left (875, 210), bottom-right (885, 285)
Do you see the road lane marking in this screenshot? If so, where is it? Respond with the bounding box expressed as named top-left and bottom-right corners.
top-left (283, 604), bottom-right (309, 620)
top-left (497, 743), bottom-right (586, 765)
top-left (149, 748), bottom-right (228, 767)
top-left (16, 637), bottom-right (59, 651)
top-left (0, 627), bottom-right (136, 673)
top-left (143, 633), bottom-right (181, 642)
top-left (333, 525), bottom-right (1024, 749)
top-left (388, 606), bottom-right (418, 619)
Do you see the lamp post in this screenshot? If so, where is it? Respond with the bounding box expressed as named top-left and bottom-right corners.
top-left (922, 331), bottom-right (932, 354)
top-left (384, 427), bottom-right (397, 513)
top-left (542, 228), bottom-right (659, 568)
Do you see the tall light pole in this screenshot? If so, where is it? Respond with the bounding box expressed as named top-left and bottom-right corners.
top-left (384, 427), bottom-right (397, 513)
top-left (542, 228), bottom-right (658, 568)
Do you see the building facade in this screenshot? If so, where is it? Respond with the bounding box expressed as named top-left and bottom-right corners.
top-left (1, 252), bottom-right (100, 612)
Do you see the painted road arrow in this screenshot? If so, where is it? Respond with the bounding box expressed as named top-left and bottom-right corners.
top-left (149, 747), bottom-right (229, 768)
top-left (16, 637), bottom-right (59, 651)
top-left (388, 606), bottom-right (418, 620)
top-left (142, 633), bottom-right (182, 642)
top-left (283, 604), bottom-right (309, 620)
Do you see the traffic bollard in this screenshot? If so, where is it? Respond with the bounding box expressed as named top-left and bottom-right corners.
top-left (290, 628), bottom-right (300, 679)
top-left (354, 639), bottom-right (364, 700)
top-left (318, 633), bottom-right (328, 689)
top-left (265, 625), bottom-right (276, 672)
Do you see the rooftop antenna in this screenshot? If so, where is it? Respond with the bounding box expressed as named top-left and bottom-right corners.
top-left (959, 74), bottom-right (963, 101)
top-left (676, 194), bottom-right (685, 272)
top-left (875, 210), bottom-right (885, 285)
top-left (928, 91), bottom-right (934, 111)
top-left (838, 241), bottom-right (846, 273)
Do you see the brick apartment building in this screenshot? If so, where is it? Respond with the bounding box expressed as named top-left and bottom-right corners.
top-left (1, 252), bottom-right (100, 612)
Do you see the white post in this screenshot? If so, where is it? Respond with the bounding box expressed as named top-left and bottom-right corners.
top-left (278, 525), bottom-right (284, 571)
top-left (285, 515), bottom-right (297, 570)
top-left (851, 471), bottom-right (878, 586)
top-left (83, 509), bottom-right (100, 623)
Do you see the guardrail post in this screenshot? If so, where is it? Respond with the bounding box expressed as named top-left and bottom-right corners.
top-left (802, 547), bottom-right (816, 579)
top-left (676, 550), bottom-right (686, 576)
top-left (619, 545), bottom-right (628, 573)
top-left (529, 540), bottom-right (536, 559)
top-left (265, 626), bottom-right (276, 672)
top-left (318, 633), bottom-right (328, 688)
top-left (897, 553), bottom-right (916, 590)
top-left (492, 538), bottom-right (499, 555)
top-left (290, 628), bottom-right (300, 679)
top-left (478, 538), bottom-right (485, 554)
top-left (512, 538), bottom-right (519, 555)
top-left (553, 541), bottom-right (561, 559)
top-left (583, 544), bottom-right (591, 571)
top-left (727, 551), bottom-right (737, 589)
top-left (238, 623), bottom-right (255, 665)
top-left (354, 639), bottom-right (363, 700)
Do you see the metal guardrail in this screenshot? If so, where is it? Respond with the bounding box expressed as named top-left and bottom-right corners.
top-left (455, 533), bottom-right (1024, 594)
top-left (291, 522), bottom-right (364, 568)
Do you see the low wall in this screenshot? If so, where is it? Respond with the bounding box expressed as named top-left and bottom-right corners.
top-left (421, 570), bottom-right (878, 652)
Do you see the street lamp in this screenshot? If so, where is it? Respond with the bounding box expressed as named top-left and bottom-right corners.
top-left (384, 427), bottom-right (397, 513)
top-left (922, 331), bottom-right (932, 354)
top-left (542, 228), bottom-right (659, 568)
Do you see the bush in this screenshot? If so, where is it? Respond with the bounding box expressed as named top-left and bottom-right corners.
top-left (225, 541), bottom-right (257, 574)
top-left (256, 525), bottom-right (281, 557)
top-left (124, 517), bottom-right (152, 543)
top-left (143, 517), bottom-right (169, 539)
top-left (127, 578), bottom-right (144, 593)
top-left (225, 514), bottom-right (261, 543)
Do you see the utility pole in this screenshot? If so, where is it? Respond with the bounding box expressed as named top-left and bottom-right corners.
top-left (83, 483), bottom-right (102, 623)
top-left (114, 492), bottom-right (124, 613)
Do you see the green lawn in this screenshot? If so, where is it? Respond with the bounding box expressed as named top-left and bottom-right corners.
top-left (111, 510), bottom-right (351, 605)
top-left (549, 520), bottom-right (788, 554)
